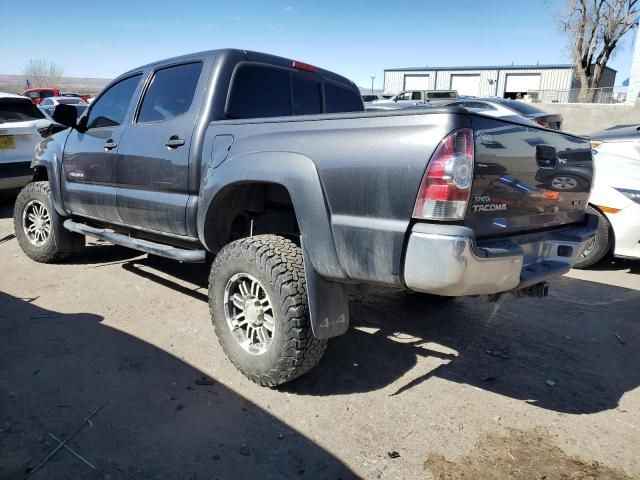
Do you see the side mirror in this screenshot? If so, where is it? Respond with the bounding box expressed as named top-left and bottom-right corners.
top-left (52, 104), bottom-right (78, 129)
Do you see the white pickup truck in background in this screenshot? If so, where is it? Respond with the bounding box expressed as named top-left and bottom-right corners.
top-left (370, 89), bottom-right (458, 108)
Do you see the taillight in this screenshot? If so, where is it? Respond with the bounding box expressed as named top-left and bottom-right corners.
top-left (413, 128), bottom-right (474, 221)
top-left (534, 119), bottom-right (548, 128)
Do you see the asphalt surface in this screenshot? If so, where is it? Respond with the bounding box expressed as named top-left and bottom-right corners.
top-left (0, 191), bottom-right (639, 479)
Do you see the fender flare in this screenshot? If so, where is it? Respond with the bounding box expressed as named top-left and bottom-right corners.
top-left (197, 150), bottom-right (346, 281)
top-left (30, 131), bottom-right (70, 217)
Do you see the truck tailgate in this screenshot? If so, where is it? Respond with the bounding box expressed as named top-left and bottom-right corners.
top-left (465, 115), bottom-right (593, 238)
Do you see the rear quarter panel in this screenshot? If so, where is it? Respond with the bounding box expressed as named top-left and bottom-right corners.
top-left (204, 111), bottom-right (468, 285)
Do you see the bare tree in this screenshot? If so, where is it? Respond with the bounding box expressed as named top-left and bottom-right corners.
top-left (560, 0), bottom-right (639, 101)
top-left (23, 59), bottom-right (64, 88)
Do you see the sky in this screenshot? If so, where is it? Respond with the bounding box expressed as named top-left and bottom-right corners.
top-left (1, 0), bottom-right (637, 89)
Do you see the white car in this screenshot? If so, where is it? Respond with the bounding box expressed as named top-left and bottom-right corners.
top-left (0, 93), bottom-right (53, 190)
top-left (38, 96), bottom-right (88, 118)
top-left (574, 126), bottom-right (640, 267)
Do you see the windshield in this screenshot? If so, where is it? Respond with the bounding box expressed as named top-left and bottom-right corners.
top-left (58, 98), bottom-right (84, 105)
top-left (0, 99), bottom-right (46, 123)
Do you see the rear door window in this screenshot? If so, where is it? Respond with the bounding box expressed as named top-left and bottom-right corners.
top-left (411, 91), bottom-right (423, 100)
top-left (292, 76), bottom-right (322, 115)
top-left (227, 65), bottom-right (291, 118)
top-left (86, 74), bottom-right (142, 129)
top-left (137, 62), bottom-right (203, 123)
top-left (324, 83), bottom-right (363, 113)
top-left (0, 99), bottom-right (45, 123)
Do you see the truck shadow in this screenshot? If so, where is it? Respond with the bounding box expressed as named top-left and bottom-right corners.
top-left (121, 253), bottom-right (640, 415)
top-left (288, 278), bottom-right (640, 414)
top-left (0, 189), bottom-right (18, 220)
top-left (0, 292), bottom-right (356, 480)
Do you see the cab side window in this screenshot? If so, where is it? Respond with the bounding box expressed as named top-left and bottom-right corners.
top-left (137, 63), bottom-right (203, 123)
top-left (86, 74), bottom-right (142, 129)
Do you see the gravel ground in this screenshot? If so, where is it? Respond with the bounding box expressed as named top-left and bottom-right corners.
top-left (0, 191), bottom-right (639, 480)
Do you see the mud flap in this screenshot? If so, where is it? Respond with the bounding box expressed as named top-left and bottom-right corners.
top-left (301, 240), bottom-right (350, 339)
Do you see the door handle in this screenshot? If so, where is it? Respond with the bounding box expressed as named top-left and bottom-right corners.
top-left (104, 139), bottom-right (117, 150)
top-left (165, 136), bottom-right (185, 148)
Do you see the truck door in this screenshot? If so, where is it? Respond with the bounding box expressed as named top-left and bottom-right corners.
top-left (115, 62), bottom-right (204, 236)
top-left (60, 74), bottom-right (142, 222)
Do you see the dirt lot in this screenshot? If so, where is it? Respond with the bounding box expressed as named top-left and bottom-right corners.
top-left (1, 191), bottom-right (639, 480)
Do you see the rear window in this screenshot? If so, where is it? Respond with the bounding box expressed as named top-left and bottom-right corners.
top-left (292, 76), bottom-right (322, 115)
top-left (501, 100), bottom-right (545, 115)
top-left (138, 62), bottom-right (203, 123)
top-left (324, 83), bottom-right (363, 113)
top-left (0, 99), bottom-right (45, 123)
top-left (227, 63), bottom-right (363, 119)
top-left (227, 65), bottom-right (291, 119)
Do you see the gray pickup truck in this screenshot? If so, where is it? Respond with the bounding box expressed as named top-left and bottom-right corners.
top-left (13, 49), bottom-right (597, 386)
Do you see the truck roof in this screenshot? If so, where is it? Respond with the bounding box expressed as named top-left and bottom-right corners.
top-left (115, 48), bottom-right (358, 91)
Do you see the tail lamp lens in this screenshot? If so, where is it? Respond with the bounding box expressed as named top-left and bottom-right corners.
top-left (412, 128), bottom-right (474, 220)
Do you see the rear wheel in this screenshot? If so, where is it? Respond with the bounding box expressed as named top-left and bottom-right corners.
top-left (573, 206), bottom-right (612, 269)
top-left (13, 181), bottom-right (84, 263)
top-left (208, 235), bottom-right (327, 386)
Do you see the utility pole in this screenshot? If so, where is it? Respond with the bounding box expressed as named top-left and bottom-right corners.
top-left (370, 76), bottom-right (375, 94)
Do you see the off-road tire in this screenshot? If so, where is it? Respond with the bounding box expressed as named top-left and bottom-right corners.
top-left (208, 235), bottom-right (327, 386)
top-left (13, 181), bottom-right (84, 263)
top-left (573, 206), bottom-right (612, 269)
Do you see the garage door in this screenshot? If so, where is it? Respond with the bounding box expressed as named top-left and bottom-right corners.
top-left (505, 74), bottom-right (541, 93)
top-left (404, 74), bottom-right (429, 90)
top-left (450, 74), bottom-right (481, 96)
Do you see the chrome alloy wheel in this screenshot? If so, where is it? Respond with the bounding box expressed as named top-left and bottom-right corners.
top-left (223, 273), bottom-right (275, 355)
top-left (22, 200), bottom-right (51, 247)
top-left (551, 176), bottom-right (578, 190)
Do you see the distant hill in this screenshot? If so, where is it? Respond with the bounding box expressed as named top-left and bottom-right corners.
top-left (0, 74), bottom-right (111, 95)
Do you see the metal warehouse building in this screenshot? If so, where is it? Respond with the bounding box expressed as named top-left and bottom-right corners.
top-left (383, 64), bottom-right (616, 99)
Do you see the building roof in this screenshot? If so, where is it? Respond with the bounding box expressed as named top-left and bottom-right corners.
top-left (385, 64), bottom-right (617, 73)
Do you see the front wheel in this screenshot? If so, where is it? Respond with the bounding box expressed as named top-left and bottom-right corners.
top-left (208, 235), bottom-right (327, 386)
top-left (13, 181), bottom-right (84, 263)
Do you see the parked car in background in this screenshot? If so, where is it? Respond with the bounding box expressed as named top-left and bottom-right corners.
top-left (372, 89), bottom-right (458, 107)
top-left (21, 88), bottom-right (60, 105)
top-left (38, 97), bottom-right (88, 118)
top-left (0, 93), bottom-right (54, 190)
top-left (361, 93), bottom-right (382, 103)
top-left (589, 124), bottom-right (640, 161)
top-left (60, 92), bottom-right (92, 103)
top-left (575, 151), bottom-right (640, 267)
top-left (441, 98), bottom-right (563, 130)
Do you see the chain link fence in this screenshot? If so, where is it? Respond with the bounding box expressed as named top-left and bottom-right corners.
top-left (527, 87), bottom-right (628, 104)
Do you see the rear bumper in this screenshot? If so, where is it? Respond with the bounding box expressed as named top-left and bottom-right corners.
top-left (403, 214), bottom-right (598, 296)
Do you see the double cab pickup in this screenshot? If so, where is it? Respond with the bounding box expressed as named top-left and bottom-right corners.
top-left (13, 49), bottom-right (597, 386)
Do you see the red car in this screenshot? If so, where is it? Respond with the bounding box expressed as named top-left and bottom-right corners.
top-left (21, 88), bottom-right (60, 105)
top-left (21, 88), bottom-right (91, 105)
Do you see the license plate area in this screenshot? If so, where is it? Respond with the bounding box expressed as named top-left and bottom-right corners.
top-left (0, 136), bottom-right (16, 149)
